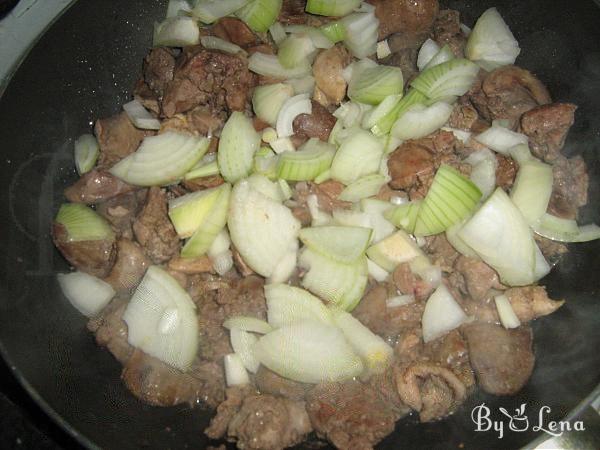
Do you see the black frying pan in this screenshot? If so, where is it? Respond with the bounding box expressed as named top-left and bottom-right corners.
top-left (0, 0), bottom-right (599, 448)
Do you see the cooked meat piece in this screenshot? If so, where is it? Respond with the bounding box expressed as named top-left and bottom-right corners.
top-left (87, 297), bottom-right (132, 364)
top-left (307, 381), bottom-right (398, 449)
top-left (392, 263), bottom-right (435, 300)
top-left (160, 106), bottom-right (225, 136)
top-left (141, 47), bottom-right (176, 96)
top-left (122, 351), bottom-right (225, 408)
top-left (103, 239), bottom-right (150, 294)
top-left (212, 17), bottom-right (257, 48)
top-left (64, 170), bottom-right (137, 204)
top-left (232, 246), bottom-right (255, 277)
top-left (423, 329), bottom-right (475, 390)
top-left (433, 10), bottom-right (467, 57)
top-left (167, 255), bottom-right (214, 274)
top-left (425, 234), bottom-right (460, 271)
top-left (278, 0), bottom-right (308, 25)
top-left (469, 65), bottom-right (551, 128)
top-left (197, 276), bottom-right (266, 362)
top-left (352, 283), bottom-right (424, 338)
top-left (293, 101), bottom-right (337, 141)
top-left (547, 155), bottom-right (588, 220)
top-left (394, 362), bottom-right (467, 422)
top-left (535, 234), bottom-right (568, 262)
top-left (520, 103), bottom-right (577, 162)
top-left (385, 47), bottom-right (420, 86)
top-left (292, 180), bottom-right (351, 221)
top-left (205, 385), bottom-right (257, 439)
top-left (463, 323), bottom-right (535, 395)
top-left (495, 154), bottom-right (517, 189)
top-left (217, 275), bottom-right (267, 319)
top-left (368, 0), bottom-right (439, 40)
top-left (505, 286), bottom-right (564, 322)
top-left (454, 256), bottom-right (503, 301)
top-left (96, 190), bottom-right (146, 239)
top-left (448, 102), bottom-right (483, 131)
top-left (133, 187), bottom-right (180, 264)
top-left (94, 112), bottom-right (149, 168)
top-left (368, 367), bottom-right (412, 418)
top-left (182, 174), bottom-right (224, 192)
top-left (255, 366), bottom-right (309, 401)
top-left (312, 45), bottom-right (351, 107)
top-left (162, 47), bottom-right (254, 118)
top-left (133, 78), bottom-right (161, 115)
top-left (224, 395), bottom-right (312, 450)
top-left (388, 142), bottom-right (435, 190)
top-left (394, 327), bottom-right (424, 363)
top-left (459, 292), bottom-right (500, 324)
top-left (376, 183), bottom-right (407, 202)
top-left (52, 223), bottom-right (116, 278)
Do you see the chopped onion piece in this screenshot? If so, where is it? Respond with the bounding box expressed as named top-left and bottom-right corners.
top-left (248, 52), bottom-right (311, 79)
top-left (348, 65), bottom-right (403, 105)
top-left (414, 164), bottom-right (482, 237)
top-left (200, 36), bottom-right (245, 55)
top-left (464, 148), bottom-right (498, 199)
top-left (218, 112), bottom-right (261, 183)
top-left (278, 34), bottom-right (316, 69)
top-left (305, 0), bottom-right (361, 17)
top-left (168, 184), bottom-right (226, 238)
top-left (192, 0), bottom-right (249, 24)
top-left (153, 17), bottom-right (200, 47)
top-left (386, 295), bottom-right (415, 308)
top-left (269, 21), bottom-right (286, 44)
top-left (254, 321), bottom-right (364, 383)
top-left (334, 101), bottom-right (372, 128)
top-left (341, 9), bottom-right (379, 58)
top-left (510, 160), bottom-right (553, 224)
top-left (332, 309), bottom-right (393, 374)
top-left (320, 21), bottom-right (346, 43)
top-left (458, 188), bottom-right (537, 286)
top-left (307, 195), bottom-right (333, 226)
top-left (110, 132), bottom-right (209, 186)
top-left (224, 316), bottom-right (273, 334)
top-left (230, 328), bottom-right (260, 373)
top-left (508, 144), bottom-right (534, 165)
top-left (73, 134), bottom-right (99, 175)
top-left (370, 89), bottom-right (427, 137)
top-left (270, 137), bottom-right (296, 154)
top-left (277, 139), bottom-right (335, 181)
top-left (299, 226), bottom-right (372, 264)
top-left (410, 59), bottom-right (479, 102)
top-left (474, 125), bottom-right (528, 154)
top-left (185, 161), bottom-right (220, 180)
top-left (265, 284), bottom-right (333, 327)
top-left (360, 198), bottom-right (396, 243)
top-left (210, 250), bottom-right (234, 275)
top-left (299, 248), bottom-right (368, 311)
top-left (423, 45), bottom-right (455, 70)
top-left (417, 39), bottom-right (441, 71)
top-left (284, 25), bottom-right (334, 49)
top-left (362, 95), bottom-right (402, 130)
top-left (228, 180), bottom-right (300, 278)
top-left (236, 0), bottom-right (282, 32)
top-left (276, 94), bottom-right (312, 138)
top-left (376, 40), bottom-right (391, 59)
top-left (55, 203), bottom-right (114, 242)
top-left (253, 83), bottom-right (294, 126)
top-left (385, 200), bottom-right (421, 234)
top-left (167, 0), bottom-right (192, 18)
top-left (445, 219), bottom-right (478, 258)
top-left (422, 284), bottom-right (468, 343)
top-left (410, 257), bottom-right (442, 287)
top-left (57, 272), bottom-right (116, 317)
top-left (465, 7), bottom-right (520, 71)
top-left (494, 294), bottom-right (521, 329)
top-left (532, 214), bottom-right (600, 243)
top-left (247, 173), bottom-right (284, 202)
top-left (331, 128), bottom-right (384, 185)
top-left (224, 353), bottom-right (250, 386)
top-left (366, 230), bottom-right (424, 272)
top-left (208, 229), bottom-right (230, 256)
top-left (442, 127), bottom-right (472, 143)
top-left (391, 102), bottom-right (453, 140)
top-left (338, 174), bottom-right (388, 202)
top-left (123, 266), bottom-right (198, 371)
top-left (266, 240), bottom-right (298, 284)
top-left (284, 75), bottom-right (316, 95)
top-left (367, 258), bottom-right (389, 281)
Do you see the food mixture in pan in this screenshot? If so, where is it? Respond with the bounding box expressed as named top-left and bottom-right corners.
top-left (51, 1), bottom-right (600, 449)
